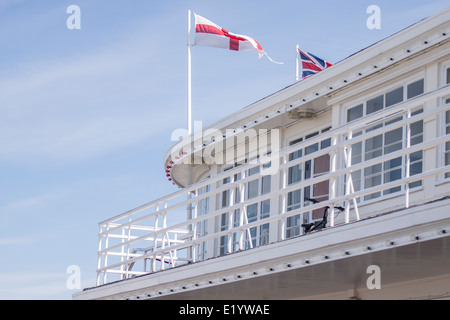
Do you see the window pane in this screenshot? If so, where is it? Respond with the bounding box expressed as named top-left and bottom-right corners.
top-left (386, 87), bottom-right (403, 107)
top-left (288, 165), bottom-right (302, 184)
top-left (347, 104), bottom-right (363, 122)
top-left (367, 95), bottom-right (384, 114)
top-left (321, 138), bottom-right (331, 149)
top-left (384, 128), bottom-right (402, 154)
top-left (305, 160), bottom-right (312, 179)
top-left (351, 170), bottom-right (361, 192)
top-left (259, 224), bottom-right (269, 246)
top-left (410, 120), bottom-right (423, 145)
top-left (364, 164), bottom-right (382, 200)
top-left (447, 68), bottom-right (450, 84)
top-left (247, 179), bottom-right (259, 199)
top-left (407, 79), bottom-right (424, 99)
top-left (365, 134), bottom-right (383, 160)
top-left (351, 141), bottom-right (362, 164)
top-left (248, 166), bottom-right (260, 176)
top-left (287, 189), bottom-right (301, 211)
top-left (305, 143), bottom-right (319, 155)
top-left (261, 175), bottom-right (271, 194)
top-left (261, 199), bottom-right (270, 218)
top-left (383, 157), bottom-right (402, 195)
top-left (246, 203), bottom-right (258, 222)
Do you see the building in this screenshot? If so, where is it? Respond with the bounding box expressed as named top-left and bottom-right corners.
top-left (73, 8), bottom-right (450, 300)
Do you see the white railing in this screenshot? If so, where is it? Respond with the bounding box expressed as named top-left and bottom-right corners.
top-left (96, 85), bottom-right (450, 286)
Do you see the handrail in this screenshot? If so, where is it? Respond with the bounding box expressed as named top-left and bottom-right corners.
top-left (95, 85), bottom-right (450, 285)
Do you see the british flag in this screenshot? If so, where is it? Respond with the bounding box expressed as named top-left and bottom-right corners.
top-left (298, 48), bottom-right (332, 79)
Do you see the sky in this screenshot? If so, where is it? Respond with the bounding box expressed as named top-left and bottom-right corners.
top-left (0, 0), bottom-right (448, 300)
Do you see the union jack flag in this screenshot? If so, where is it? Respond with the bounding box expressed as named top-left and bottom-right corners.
top-left (297, 48), bottom-right (332, 79)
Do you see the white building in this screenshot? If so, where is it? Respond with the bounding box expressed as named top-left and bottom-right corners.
top-left (74, 8), bottom-right (450, 300)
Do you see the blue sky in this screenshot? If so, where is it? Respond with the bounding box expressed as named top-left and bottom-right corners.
top-left (0, 0), bottom-right (448, 300)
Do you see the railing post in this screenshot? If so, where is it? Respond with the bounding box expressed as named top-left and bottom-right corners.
top-left (151, 203), bottom-right (160, 272)
top-left (97, 225), bottom-right (104, 286)
top-left (329, 134), bottom-right (338, 227)
top-left (227, 174), bottom-right (235, 254)
top-left (238, 169), bottom-right (246, 250)
top-left (405, 108), bottom-right (412, 208)
top-left (192, 189), bottom-right (198, 263)
top-left (279, 154), bottom-right (288, 241)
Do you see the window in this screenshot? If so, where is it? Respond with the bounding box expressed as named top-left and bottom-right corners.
top-left (444, 67), bottom-right (450, 179)
top-left (195, 184), bottom-right (210, 260)
top-left (345, 79), bottom-right (424, 202)
top-left (347, 79), bottom-right (424, 122)
top-left (285, 127), bottom-right (331, 238)
top-left (244, 163), bottom-right (271, 249)
top-left (218, 162), bottom-right (271, 256)
top-left (218, 167), bottom-right (242, 256)
top-left (445, 109), bottom-right (450, 179)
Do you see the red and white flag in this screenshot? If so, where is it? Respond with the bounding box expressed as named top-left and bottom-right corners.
top-left (193, 13), bottom-right (282, 64)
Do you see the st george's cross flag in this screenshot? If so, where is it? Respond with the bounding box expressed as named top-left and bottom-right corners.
top-left (297, 48), bottom-right (332, 79)
top-left (193, 13), bottom-right (282, 64)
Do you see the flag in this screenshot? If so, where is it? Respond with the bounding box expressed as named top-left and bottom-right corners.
top-left (193, 13), bottom-right (282, 64)
top-left (297, 48), bottom-right (332, 79)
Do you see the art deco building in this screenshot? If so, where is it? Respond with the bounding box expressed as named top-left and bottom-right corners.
top-left (74, 8), bottom-right (450, 300)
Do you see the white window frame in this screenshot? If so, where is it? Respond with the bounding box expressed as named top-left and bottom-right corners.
top-left (285, 126), bottom-right (332, 238)
top-left (342, 76), bottom-right (425, 205)
top-left (439, 60), bottom-right (450, 182)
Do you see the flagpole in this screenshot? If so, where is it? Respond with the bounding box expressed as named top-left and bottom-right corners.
top-left (187, 10), bottom-right (192, 135)
top-left (186, 10), bottom-right (193, 260)
top-left (295, 44), bottom-right (299, 82)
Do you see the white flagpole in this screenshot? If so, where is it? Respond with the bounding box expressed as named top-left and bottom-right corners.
top-left (295, 44), bottom-right (299, 82)
top-left (186, 10), bottom-right (193, 259)
top-left (187, 10), bottom-right (192, 135)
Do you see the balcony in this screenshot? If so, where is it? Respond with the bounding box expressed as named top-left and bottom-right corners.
top-left (91, 85), bottom-right (450, 291)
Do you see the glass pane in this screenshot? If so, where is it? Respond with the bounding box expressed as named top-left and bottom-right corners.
top-left (384, 128), bottom-right (402, 154)
top-left (367, 95), bottom-right (384, 114)
top-left (287, 189), bottom-right (301, 210)
top-left (221, 190), bottom-right (229, 208)
top-left (365, 134), bottom-right (383, 160)
top-left (407, 79), bottom-right (424, 99)
top-left (351, 170), bottom-right (362, 191)
top-left (386, 87), bottom-right (403, 107)
top-left (351, 141), bottom-right (362, 164)
top-left (447, 68), bottom-right (450, 84)
top-left (410, 120), bottom-right (423, 145)
top-left (246, 203), bottom-right (258, 223)
top-left (248, 166), bottom-right (260, 176)
top-left (286, 215), bottom-right (300, 238)
top-left (305, 143), bottom-right (319, 155)
top-left (347, 104), bottom-right (363, 122)
top-left (288, 165), bottom-right (302, 184)
top-left (289, 149), bottom-right (302, 161)
top-left (259, 224), bottom-right (269, 246)
top-left (321, 138), bottom-right (331, 149)
top-left (261, 175), bottom-right (271, 194)
top-left (305, 160), bottom-right (312, 179)
top-left (261, 199), bottom-right (270, 218)
top-left (247, 179), bottom-right (259, 199)
top-left (364, 164), bottom-right (382, 198)
top-left (410, 157), bottom-right (423, 176)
